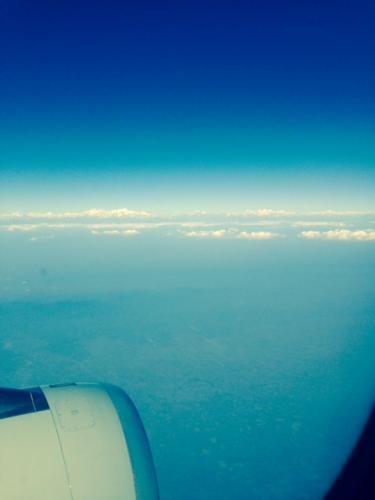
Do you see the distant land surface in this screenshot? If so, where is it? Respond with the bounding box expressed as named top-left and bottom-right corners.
top-left (1, 227), bottom-right (374, 499)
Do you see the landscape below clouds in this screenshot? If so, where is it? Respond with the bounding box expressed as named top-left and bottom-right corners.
top-left (0, 205), bottom-right (374, 499)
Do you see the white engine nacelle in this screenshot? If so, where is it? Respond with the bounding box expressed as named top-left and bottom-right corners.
top-left (0, 383), bottom-right (159, 500)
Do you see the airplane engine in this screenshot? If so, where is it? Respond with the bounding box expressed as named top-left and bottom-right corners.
top-left (0, 383), bottom-right (159, 500)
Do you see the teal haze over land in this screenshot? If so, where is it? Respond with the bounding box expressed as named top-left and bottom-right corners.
top-left (1, 1), bottom-right (375, 499)
top-left (1, 208), bottom-right (375, 499)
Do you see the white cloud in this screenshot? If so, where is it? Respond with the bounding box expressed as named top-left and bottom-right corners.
top-left (87, 223), bottom-right (158, 230)
top-left (181, 229), bottom-right (281, 240)
top-left (177, 222), bottom-right (224, 228)
top-left (182, 230), bottom-right (227, 239)
top-left (226, 208), bottom-right (296, 217)
top-left (91, 230), bottom-right (121, 236)
top-left (29, 235), bottom-right (55, 242)
top-left (4, 223), bottom-right (93, 232)
top-left (308, 210), bottom-right (375, 217)
top-left (2, 207), bottom-right (375, 224)
top-left (6, 224), bottom-right (39, 232)
top-left (2, 223), bottom-right (153, 233)
top-left (91, 229), bottom-right (140, 237)
top-left (0, 207), bottom-right (152, 220)
top-left (122, 229), bottom-right (140, 236)
top-left (224, 208), bottom-right (375, 219)
top-left (237, 231), bottom-right (281, 240)
top-left (300, 231), bottom-right (324, 240)
top-left (190, 210), bottom-right (209, 216)
top-left (78, 208), bottom-right (151, 218)
top-left (300, 229), bottom-right (375, 241)
top-left (291, 221), bottom-right (347, 228)
top-left (2, 207), bottom-right (375, 242)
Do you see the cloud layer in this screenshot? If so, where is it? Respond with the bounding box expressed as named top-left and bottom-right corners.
top-left (180, 229), bottom-right (281, 240)
top-left (0, 208), bottom-right (152, 220)
top-left (91, 229), bottom-right (140, 237)
top-left (237, 231), bottom-right (281, 240)
top-left (182, 230), bottom-right (228, 239)
top-left (300, 230), bottom-right (375, 241)
top-left (1, 207), bottom-right (374, 242)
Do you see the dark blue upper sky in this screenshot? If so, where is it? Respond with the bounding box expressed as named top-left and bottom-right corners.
top-left (0, 0), bottom-right (374, 210)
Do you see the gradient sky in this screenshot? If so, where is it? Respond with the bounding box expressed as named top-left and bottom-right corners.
top-left (1, 0), bottom-right (374, 211)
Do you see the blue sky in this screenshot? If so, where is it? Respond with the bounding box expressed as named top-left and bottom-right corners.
top-left (1, 0), bottom-right (374, 213)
